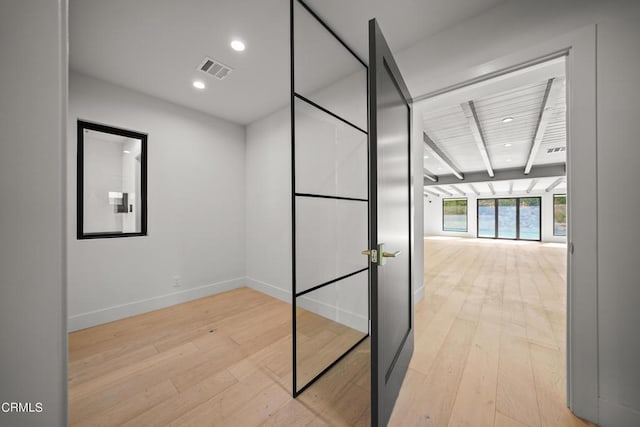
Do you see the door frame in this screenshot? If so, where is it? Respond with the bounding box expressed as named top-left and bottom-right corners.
top-left (414, 25), bottom-right (598, 422)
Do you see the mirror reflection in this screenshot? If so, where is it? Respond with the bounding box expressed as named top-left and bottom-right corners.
top-left (78, 121), bottom-right (146, 238)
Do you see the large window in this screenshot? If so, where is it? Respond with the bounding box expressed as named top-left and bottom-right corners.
top-left (477, 197), bottom-right (541, 241)
top-left (443, 198), bottom-right (468, 232)
top-left (554, 194), bottom-right (567, 236)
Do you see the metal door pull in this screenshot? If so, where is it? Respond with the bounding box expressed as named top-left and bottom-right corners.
top-left (382, 250), bottom-right (401, 258)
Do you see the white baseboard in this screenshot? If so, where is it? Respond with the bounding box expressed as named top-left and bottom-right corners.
top-left (68, 277), bottom-right (245, 332)
top-left (245, 276), bottom-right (291, 303)
top-left (70, 275), bottom-right (423, 333)
top-left (599, 398), bottom-right (640, 427)
top-left (297, 295), bottom-right (369, 334)
top-left (246, 276), bottom-right (368, 333)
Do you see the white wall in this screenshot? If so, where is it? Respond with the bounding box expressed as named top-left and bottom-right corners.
top-left (245, 107), bottom-right (292, 301)
top-left (67, 72), bottom-right (246, 331)
top-left (0, 1), bottom-right (67, 426)
top-left (397, 0), bottom-right (640, 424)
top-left (424, 191), bottom-right (567, 243)
top-left (245, 106), bottom-right (369, 333)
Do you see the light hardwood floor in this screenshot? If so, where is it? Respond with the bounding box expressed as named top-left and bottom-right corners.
top-left (69, 237), bottom-right (592, 426)
top-left (389, 237), bottom-right (593, 427)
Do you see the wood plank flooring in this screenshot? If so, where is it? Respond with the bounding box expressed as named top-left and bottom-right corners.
top-left (68, 237), bottom-right (593, 426)
top-left (388, 237), bottom-right (593, 427)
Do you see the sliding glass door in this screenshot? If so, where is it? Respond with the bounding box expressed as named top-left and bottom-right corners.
top-left (497, 198), bottom-right (517, 239)
top-left (477, 199), bottom-right (496, 238)
top-left (519, 197), bottom-right (541, 240)
top-left (478, 197), bottom-right (541, 241)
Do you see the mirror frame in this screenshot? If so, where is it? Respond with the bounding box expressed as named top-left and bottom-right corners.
top-left (77, 120), bottom-right (148, 240)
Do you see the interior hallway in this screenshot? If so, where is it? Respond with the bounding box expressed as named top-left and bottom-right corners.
top-left (68, 237), bottom-right (592, 426)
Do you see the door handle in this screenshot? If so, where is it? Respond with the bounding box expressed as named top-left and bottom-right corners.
top-left (362, 243), bottom-right (400, 266)
top-left (382, 250), bottom-right (401, 258)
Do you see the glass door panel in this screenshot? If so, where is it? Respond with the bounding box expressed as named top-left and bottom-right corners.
top-left (519, 197), bottom-right (541, 240)
top-left (295, 271), bottom-right (368, 387)
top-left (497, 198), bottom-right (517, 239)
top-left (295, 197), bottom-right (368, 294)
top-left (293, 0), bottom-right (367, 130)
top-left (294, 98), bottom-right (368, 200)
top-left (477, 199), bottom-right (496, 238)
top-left (292, 0), bottom-right (369, 396)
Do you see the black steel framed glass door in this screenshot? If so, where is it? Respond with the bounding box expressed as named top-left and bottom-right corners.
top-left (290, 0), bottom-right (369, 396)
top-left (497, 198), bottom-right (518, 239)
top-left (519, 197), bottom-right (542, 240)
top-left (478, 199), bottom-right (497, 238)
top-left (477, 197), bottom-right (542, 241)
top-left (368, 19), bottom-right (414, 427)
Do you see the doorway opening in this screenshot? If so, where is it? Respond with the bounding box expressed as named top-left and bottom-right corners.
top-left (394, 56), bottom-right (583, 426)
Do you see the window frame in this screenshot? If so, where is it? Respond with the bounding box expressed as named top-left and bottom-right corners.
top-left (77, 120), bottom-right (148, 240)
top-left (476, 196), bottom-right (542, 241)
top-left (442, 197), bottom-right (468, 232)
top-left (553, 193), bottom-right (567, 237)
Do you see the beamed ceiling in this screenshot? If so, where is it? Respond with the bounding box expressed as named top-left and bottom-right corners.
top-left (419, 57), bottom-right (567, 195)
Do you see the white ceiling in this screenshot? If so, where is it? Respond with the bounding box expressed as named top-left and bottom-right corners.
top-left (69, 0), bottom-right (504, 125)
top-left (303, 0), bottom-right (504, 61)
top-left (419, 57), bottom-right (566, 177)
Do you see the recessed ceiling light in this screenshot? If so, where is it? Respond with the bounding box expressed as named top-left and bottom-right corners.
top-left (192, 80), bottom-right (206, 90)
top-left (230, 40), bottom-right (245, 52)
top-left (504, 143), bottom-right (512, 147)
top-left (424, 155), bottom-right (429, 159)
top-left (437, 167), bottom-right (443, 170)
top-left (506, 158), bottom-right (512, 162)
top-left (502, 117), bottom-right (514, 123)
top-left (123, 150), bottom-right (131, 154)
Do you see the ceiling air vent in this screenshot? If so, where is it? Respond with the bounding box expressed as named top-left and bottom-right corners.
top-left (547, 146), bottom-right (566, 154)
top-left (197, 57), bottom-right (233, 80)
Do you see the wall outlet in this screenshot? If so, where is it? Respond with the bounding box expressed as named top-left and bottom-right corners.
top-left (173, 275), bottom-right (181, 288)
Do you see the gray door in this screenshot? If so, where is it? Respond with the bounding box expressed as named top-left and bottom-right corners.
top-left (368, 19), bottom-right (414, 427)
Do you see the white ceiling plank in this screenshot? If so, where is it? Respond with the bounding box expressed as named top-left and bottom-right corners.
top-left (524, 78), bottom-right (563, 174)
top-left (508, 181), bottom-right (514, 195)
top-left (488, 182), bottom-right (496, 195)
top-left (545, 176), bottom-right (566, 192)
top-left (526, 179), bottom-right (539, 193)
top-left (460, 101), bottom-right (495, 177)
top-left (424, 189), bottom-right (441, 197)
top-left (449, 185), bottom-right (466, 196)
top-left (423, 168), bottom-right (438, 183)
top-left (415, 56), bottom-right (565, 107)
top-left (423, 133), bottom-right (464, 180)
top-left (434, 186), bottom-right (453, 196)
top-left (468, 183), bottom-right (480, 195)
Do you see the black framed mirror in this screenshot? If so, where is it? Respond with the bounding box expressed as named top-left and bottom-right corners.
top-left (77, 120), bottom-right (147, 239)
